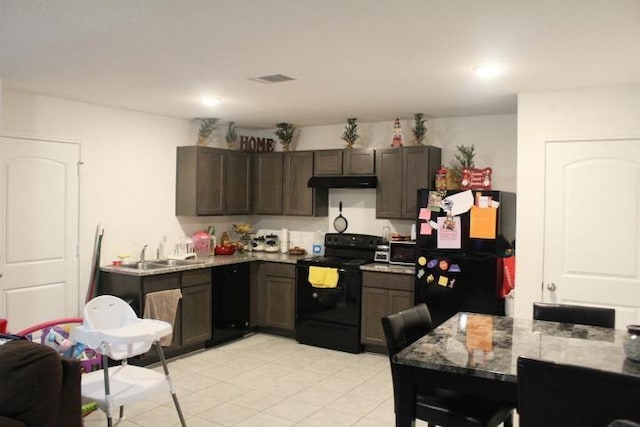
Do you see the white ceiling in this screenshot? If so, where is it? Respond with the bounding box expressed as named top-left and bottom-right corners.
top-left (1, 0), bottom-right (639, 128)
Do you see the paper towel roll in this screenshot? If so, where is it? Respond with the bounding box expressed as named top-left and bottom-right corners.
top-left (281, 228), bottom-right (289, 253)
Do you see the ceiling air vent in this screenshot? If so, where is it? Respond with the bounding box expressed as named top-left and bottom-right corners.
top-left (249, 74), bottom-right (296, 84)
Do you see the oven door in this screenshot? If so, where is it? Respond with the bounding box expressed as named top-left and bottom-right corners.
top-left (296, 264), bottom-right (361, 327)
top-left (295, 263), bottom-right (363, 353)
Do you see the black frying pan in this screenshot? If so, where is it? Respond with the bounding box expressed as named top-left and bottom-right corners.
top-left (334, 201), bottom-right (348, 233)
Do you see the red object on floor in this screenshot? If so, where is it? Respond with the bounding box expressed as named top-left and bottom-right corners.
top-left (0, 318), bottom-right (7, 334)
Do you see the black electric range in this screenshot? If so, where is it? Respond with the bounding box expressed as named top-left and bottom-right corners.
top-left (295, 233), bottom-right (383, 353)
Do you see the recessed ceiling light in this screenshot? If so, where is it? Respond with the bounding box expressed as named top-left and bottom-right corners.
top-left (201, 97), bottom-right (221, 107)
top-left (472, 64), bottom-right (505, 79)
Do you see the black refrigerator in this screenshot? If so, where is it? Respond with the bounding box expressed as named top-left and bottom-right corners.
top-left (414, 189), bottom-right (516, 327)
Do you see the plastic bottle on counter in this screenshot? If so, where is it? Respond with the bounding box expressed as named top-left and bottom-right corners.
top-left (312, 230), bottom-right (324, 255)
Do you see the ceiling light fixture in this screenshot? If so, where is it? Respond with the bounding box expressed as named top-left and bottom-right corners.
top-left (201, 96), bottom-right (221, 107)
top-left (249, 74), bottom-right (296, 84)
top-left (472, 64), bottom-right (505, 79)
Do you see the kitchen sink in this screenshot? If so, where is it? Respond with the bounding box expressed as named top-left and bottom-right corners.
top-left (120, 261), bottom-right (168, 270)
top-left (153, 259), bottom-right (201, 267)
top-left (120, 259), bottom-right (203, 270)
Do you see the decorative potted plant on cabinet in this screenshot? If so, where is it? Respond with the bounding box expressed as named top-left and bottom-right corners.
top-left (274, 122), bottom-right (296, 151)
top-left (448, 144), bottom-right (475, 189)
top-left (195, 117), bottom-right (219, 146)
top-left (411, 113), bottom-right (428, 145)
top-left (341, 117), bottom-right (359, 149)
top-left (225, 121), bottom-right (238, 148)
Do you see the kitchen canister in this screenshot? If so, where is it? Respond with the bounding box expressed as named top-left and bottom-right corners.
top-left (281, 228), bottom-right (289, 253)
top-left (623, 325), bottom-right (640, 362)
top-left (264, 234), bottom-right (280, 253)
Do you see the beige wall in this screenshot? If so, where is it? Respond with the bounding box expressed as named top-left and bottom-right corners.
top-left (1, 88), bottom-right (516, 314)
top-left (515, 84), bottom-right (640, 318)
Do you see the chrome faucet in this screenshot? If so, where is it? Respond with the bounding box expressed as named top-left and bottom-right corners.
top-left (140, 244), bottom-right (148, 262)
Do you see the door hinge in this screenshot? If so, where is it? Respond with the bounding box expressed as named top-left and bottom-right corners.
top-left (77, 161), bottom-right (84, 176)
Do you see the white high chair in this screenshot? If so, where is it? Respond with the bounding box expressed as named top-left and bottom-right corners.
top-left (71, 295), bottom-right (186, 427)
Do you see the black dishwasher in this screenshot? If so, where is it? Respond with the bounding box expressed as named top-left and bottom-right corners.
top-left (206, 263), bottom-right (251, 346)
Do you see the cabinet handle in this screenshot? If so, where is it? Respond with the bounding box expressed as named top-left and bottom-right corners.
top-left (312, 292), bottom-right (318, 299)
top-left (547, 282), bottom-right (556, 292)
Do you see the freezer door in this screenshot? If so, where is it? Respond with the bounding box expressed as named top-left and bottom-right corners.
top-left (415, 189), bottom-right (515, 256)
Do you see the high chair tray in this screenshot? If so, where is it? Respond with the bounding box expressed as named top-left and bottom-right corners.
top-left (71, 319), bottom-right (171, 349)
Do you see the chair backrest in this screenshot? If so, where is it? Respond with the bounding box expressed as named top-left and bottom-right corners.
top-left (517, 356), bottom-right (640, 427)
top-left (381, 303), bottom-right (433, 408)
top-left (83, 295), bottom-right (138, 331)
top-left (381, 303), bottom-right (433, 360)
top-left (533, 302), bottom-right (615, 328)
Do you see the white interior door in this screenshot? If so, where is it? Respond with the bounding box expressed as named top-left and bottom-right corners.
top-left (0, 136), bottom-right (80, 332)
top-left (543, 138), bottom-right (640, 327)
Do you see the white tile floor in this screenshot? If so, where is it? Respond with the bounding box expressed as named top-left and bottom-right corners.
top-left (83, 333), bottom-right (431, 426)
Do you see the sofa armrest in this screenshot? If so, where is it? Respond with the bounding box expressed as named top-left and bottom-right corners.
top-left (0, 340), bottom-right (82, 427)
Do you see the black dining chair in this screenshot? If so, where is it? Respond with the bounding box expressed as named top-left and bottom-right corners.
top-left (533, 302), bottom-right (615, 328)
top-left (381, 304), bottom-right (514, 427)
top-left (518, 356), bottom-right (640, 427)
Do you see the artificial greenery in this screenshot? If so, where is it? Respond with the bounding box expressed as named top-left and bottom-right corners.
top-left (195, 117), bottom-right (219, 138)
top-left (274, 122), bottom-right (296, 149)
top-left (449, 144), bottom-right (476, 184)
top-left (341, 117), bottom-right (359, 147)
top-left (411, 113), bottom-right (427, 145)
top-left (225, 121), bottom-right (238, 147)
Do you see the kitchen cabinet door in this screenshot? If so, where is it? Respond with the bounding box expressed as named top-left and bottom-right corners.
top-left (253, 153), bottom-right (283, 215)
top-left (401, 146), bottom-right (441, 219)
top-left (283, 152), bottom-right (328, 216)
top-left (176, 146), bottom-right (225, 216)
top-left (181, 284), bottom-right (212, 347)
top-left (376, 146), bottom-right (441, 219)
top-left (376, 148), bottom-right (403, 218)
top-left (344, 148), bottom-right (375, 175)
top-left (361, 286), bottom-right (388, 346)
top-left (314, 150), bottom-right (343, 175)
top-left (226, 151), bottom-right (252, 214)
top-left (181, 269), bottom-right (212, 347)
top-left (361, 271), bottom-right (415, 348)
top-left (256, 263), bottom-right (295, 331)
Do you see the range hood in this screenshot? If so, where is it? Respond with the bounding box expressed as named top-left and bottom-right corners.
top-left (307, 175), bottom-right (377, 189)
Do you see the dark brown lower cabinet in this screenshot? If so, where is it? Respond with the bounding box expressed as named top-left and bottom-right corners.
top-left (361, 271), bottom-right (415, 348)
top-left (98, 267), bottom-right (212, 364)
top-left (181, 284), bottom-right (212, 347)
top-left (255, 262), bottom-right (296, 332)
top-left (180, 268), bottom-right (212, 348)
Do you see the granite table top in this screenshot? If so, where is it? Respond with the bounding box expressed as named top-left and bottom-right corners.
top-left (395, 312), bottom-right (640, 383)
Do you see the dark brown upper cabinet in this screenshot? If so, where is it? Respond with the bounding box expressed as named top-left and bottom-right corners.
top-left (176, 146), bottom-right (250, 216)
top-left (376, 146), bottom-right (441, 219)
top-left (313, 148), bottom-right (375, 176)
top-left (283, 151), bottom-right (328, 216)
top-left (226, 150), bottom-right (252, 215)
top-left (253, 152), bottom-right (284, 215)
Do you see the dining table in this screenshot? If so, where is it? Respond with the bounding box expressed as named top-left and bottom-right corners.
top-left (393, 312), bottom-right (640, 427)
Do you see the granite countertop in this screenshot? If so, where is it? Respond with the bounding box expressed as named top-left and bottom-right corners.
top-left (101, 251), bottom-right (307, 276)
top-left (361, 262), bottom-right (414, 275)
top-left (102, 253), bottom-right (416, 277)
top-left (395, 312), bottom-right (640, 383)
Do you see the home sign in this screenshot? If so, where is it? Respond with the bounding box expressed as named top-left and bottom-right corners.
top-left (240, 136), bottom-right (275, 152)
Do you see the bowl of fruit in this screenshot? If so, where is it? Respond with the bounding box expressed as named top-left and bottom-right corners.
top-left (232, 223), bottom-right (252, 236)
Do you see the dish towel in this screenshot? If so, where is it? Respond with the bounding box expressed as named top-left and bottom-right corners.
top-left (143, 289), bottom-right (182, 346)
top-left (308, 266), bottom-right (339, 288)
